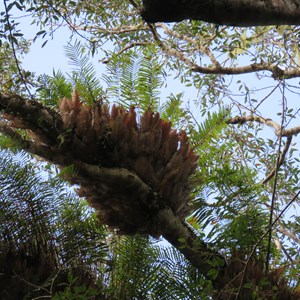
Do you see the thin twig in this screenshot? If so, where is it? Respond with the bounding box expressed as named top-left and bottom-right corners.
top-left (12, 271), bottom-right (50, 295)
top-left (276, 225), bottom-right (300, 245)
top-left (147, 23), bottom-right (166, 51)
top-left (262, 136), bottom-right (292, 185)
top-left (128, 0), bottom-right (139, 10)
top-left (101, 42), bottom-right (148, 64)
top-left (254, 82), bottom-right (281, 111)
top-left (217, 270), bottom-right (243, 298)
top-left (146, 22), bottom-right (300, 78)
top-left (69, 23), bottom-right (149, 35)
top-left (147, 23), bottom-right (202, 69)
top-left (265, 85), bottom-right (286, 274)
top-left (234, 188), bottom-right (300, 299)
top-left (43, 0), bottom-right (91, 43)
top-left (3, 0), bottom-right (32, 98)
top-left (158, 22), bottom-right (221, 67)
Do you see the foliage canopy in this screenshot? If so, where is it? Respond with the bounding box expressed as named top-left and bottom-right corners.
top-left (0, 0), bottom-right (300, 299)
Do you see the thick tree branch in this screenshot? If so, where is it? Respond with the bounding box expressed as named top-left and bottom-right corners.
top-left (141, 0), bottom-right (300, 26)
top-left (191, 62), bottom-right (300, 80)
top-left (0, 92), bottom-right (63, 144)
top-left (156, 207), bottom-right (226, 277)
top-left (1, 92), bottom-right (298, 298)
top-left (227, 115), bottom-right (300, 137)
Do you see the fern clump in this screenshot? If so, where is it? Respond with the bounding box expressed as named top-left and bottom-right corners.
top-left (59, 90), bottom-right (198, 235)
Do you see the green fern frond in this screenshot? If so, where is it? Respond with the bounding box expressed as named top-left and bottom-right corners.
top-left (37, 70), bottom-right (73, 105)
top-left (103, 48), bottom-right (162, 110)
top-left (192, 107), bottom-right (229, 150)
top-left (136, 49), bottom-right (163, 110)
top-left (57, 164), bottom-right (77, 181)
top-left (0, 149), bottom-right (107, 268)
top-left (160, 92), bottom-right (186, 125)
top-left (64, 40), bottom-right (104, 104)
top-left (107, 235), bottom-right (162, 299)
top-left (155, 246), bottom-right (208, 299)
top-left (0, 133), bottom-right (24, 152)
top-left (0, 151), bottom-right (60, 252)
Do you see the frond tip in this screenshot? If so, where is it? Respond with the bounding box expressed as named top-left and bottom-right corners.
top-left (59, 90), bottom-right (198, 235)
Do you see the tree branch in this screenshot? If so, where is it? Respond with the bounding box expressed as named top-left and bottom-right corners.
top-left (262, 136), bottom-right (292, 185)
top-left (148, 24), bottom-right (300, 79)
top-left (0, 92), bottom-right (63, 144)
top-left (191, 62), bottom-right (300, 80)
top-left (141, 0), bottom-right (300, 26)
top-left (276, 225), bottom-right (300, 245)
top-left (1, 92), bottom-right (298, 297)
top-left (101, 42), bottom-right (148, 64)
top-left (227, 114), bottom-right (300, 137)
top-left (156, 207), bottom-right (226, 277)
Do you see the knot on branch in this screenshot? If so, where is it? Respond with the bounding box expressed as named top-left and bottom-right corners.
top-left (59, 90), bottom-right (198, 235)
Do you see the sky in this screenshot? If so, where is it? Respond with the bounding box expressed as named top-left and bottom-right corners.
top-left (21, 25), bottom-right (106, 80)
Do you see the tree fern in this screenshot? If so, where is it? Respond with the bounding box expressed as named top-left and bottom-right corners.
top-left (154, 246), bottom-right (211, 299)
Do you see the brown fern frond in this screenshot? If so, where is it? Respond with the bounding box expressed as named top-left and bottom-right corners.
top-left (56, 91), bottom-right (199, 234)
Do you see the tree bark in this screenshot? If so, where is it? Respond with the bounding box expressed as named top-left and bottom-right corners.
top-left (156, 208), bottom-right (226, 277)
top-left (141, 0), bottom-right (300, 26)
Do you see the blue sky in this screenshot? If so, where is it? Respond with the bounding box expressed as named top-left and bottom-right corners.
top-left (21, 25), bottom-right (105, 78)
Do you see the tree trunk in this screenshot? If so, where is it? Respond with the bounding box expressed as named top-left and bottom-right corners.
top-left (141, 0), bottom-right (300, 26)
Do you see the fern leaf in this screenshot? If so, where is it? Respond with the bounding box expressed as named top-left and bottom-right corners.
top-left (64, 40), bottom-right (103, 104)
top-left (193, 107), bottom-right (229, 149)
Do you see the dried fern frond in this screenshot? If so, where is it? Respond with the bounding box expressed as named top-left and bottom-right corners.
top-left (59, 90), bottom-right (198, 235)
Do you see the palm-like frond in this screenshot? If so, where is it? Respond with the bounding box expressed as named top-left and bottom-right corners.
top-left (0, 151), bottom-right (58, 255)
top-left (103, 235), bottom-right (210, 300)
top-left (136, 48), bottom-right (163, 110)
top-left (154, 246), bottom-right (211, 299)
top-left (103, 49), bottom-right (162, 110)
top-left (192, 107), bottom-right (229, 149)
top-left (0, 150), bottom-right (108, 299)
top-left (105, 235), bottom-right (160, 299)
top-left (64, 40), bottom-right (104, 104)
top-left (37, 70), bottom-right (73, 105)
